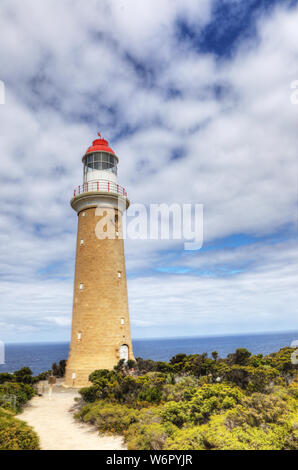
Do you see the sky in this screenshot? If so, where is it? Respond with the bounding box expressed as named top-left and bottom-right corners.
top-left (0, 0), bottom-right (297, 342)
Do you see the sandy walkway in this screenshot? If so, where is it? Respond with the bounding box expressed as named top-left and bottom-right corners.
top-left (20, 386), bottom-right (126, 450)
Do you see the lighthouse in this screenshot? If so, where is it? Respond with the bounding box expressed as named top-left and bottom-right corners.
top-left (65, 134), bottom-right (134, 387)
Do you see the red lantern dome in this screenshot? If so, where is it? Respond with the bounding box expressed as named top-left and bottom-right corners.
top-left (85, 132), bottom-right (115, 156)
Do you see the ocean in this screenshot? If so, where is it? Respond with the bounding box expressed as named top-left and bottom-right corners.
top-left (0, 330), bottom-right (297, 376)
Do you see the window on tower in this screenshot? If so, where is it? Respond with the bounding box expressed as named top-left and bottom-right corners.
top-left (83, 152), bottom-right (118, 178)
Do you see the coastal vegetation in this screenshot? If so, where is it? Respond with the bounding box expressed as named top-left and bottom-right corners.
top-left (51, 360), bottom-right (66, 378)
top-left (76, 347), bottom-right (298, 450)
top-left (0, 347), bottom-right (296, 450)
top-left (0, 367), bottom-right (42, 450)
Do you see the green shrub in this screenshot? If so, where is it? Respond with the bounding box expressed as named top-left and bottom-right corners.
top-left (78, 401), bottom-right (139, 433)
top-left (0, 373), bottom-right (14, 385)
top-left (225, 389), bottom-right (294, 428)
top-left (162, 376), bottom-right (199, 402)
top-left (0, 407), bottom-right (39, 450)
top-left (137, 407), bottom-right (163, 425)
top-left (34, 370), bottom-right (51, 381)
top-left (0, 382), bottom-right (35, 411)
top-left (137, 386), bottom-right (162, 404)
top-left (127, 360), bottom-right (136, 370)
top-left (13, 367), bottom-right (34, 385)
top-left (166, 426), bottom-right (204, 450)
top-left (125, 423), bottom-right (168, 450)
top-left (52, 360), bottom-right (66, 378)
top-left (288, 379), bottom-right (298, 399)
top-left (270, 348), bottom-right (297, 376)
top-left (79, 385), bottom-right (100, 403)
top-left (135, 358), bottom-right (156, 373)
top-left (200, 414), bottom-right (291, 450)
top-left (76, 347), bottom-right (298, 450)
top-left (187, 383), bottom-right (244, 424)
top-left (283, 411), bottom-right (298, 450)
top-left (224, 364), bottom-right (279, 392)
top-left (160, 401), bottom-right (187, 427)
top-left (227, 348), bottom-right (252, 366)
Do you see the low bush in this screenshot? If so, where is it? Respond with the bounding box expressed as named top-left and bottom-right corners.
top-left (200, 414), bottom-right (290, 450)
top-left (125, 422), bottom-right (169, 450)
top-left (0, 407), bottom-right (39, 450)
top-left (75, 347), bottom-right (298, 450)
top-left (52, 360), bottom-right (66, 378)
top-left (13, 367), bottom-right (34, 385)
top-left (186, 383), bottom-right (244, 424)
top-left (0, 366), bottom-right (57, 450)
top-left (35, 370), bottom-right (51, 381)
top-left (160, 401), bottom-right (186, 428)
top-left (78, 401), bottom-right (139, 433)
top-left (0, 382), bottom-right (35, 412)
top-left (0, 373), bottom-right (14, 385)
top-left (166, 426), bottom-right (204, 450)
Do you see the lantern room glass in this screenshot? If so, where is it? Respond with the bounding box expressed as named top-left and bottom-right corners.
top-left (83, 152), bottom-right (118, 181)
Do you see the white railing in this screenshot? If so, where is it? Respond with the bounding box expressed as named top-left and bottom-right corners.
top-left (73, 180), bottom-right (127, 197)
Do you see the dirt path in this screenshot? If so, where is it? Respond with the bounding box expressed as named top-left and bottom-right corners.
top-left (20, 386), bottom-right (126, 450)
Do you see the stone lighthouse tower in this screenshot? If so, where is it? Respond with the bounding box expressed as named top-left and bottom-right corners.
top-left (65, 133), bottom-right (134, 388)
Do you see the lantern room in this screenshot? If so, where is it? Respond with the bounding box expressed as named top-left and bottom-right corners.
top-left (82, 133), bottom-right (119, 184)
top-left (73, 133), bottom-right (127, 198)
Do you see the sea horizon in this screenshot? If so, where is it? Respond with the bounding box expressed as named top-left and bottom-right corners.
top-left (1, 329), bottom-right (297, 376)
top-left (3, 328), bottom-right (298, 345)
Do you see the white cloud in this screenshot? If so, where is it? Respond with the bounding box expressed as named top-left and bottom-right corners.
top-left (128, 241), bottom-right (298, 338)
